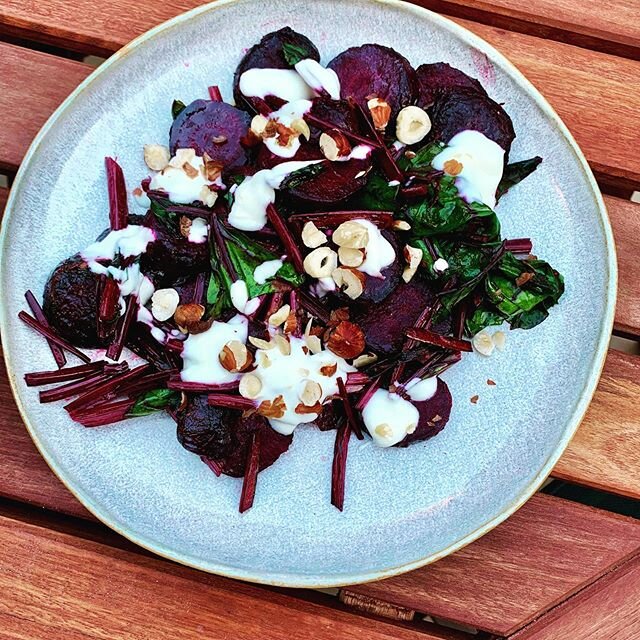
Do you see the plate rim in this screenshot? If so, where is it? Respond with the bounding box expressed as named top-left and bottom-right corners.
top-left (0, 0), bottom-right (617, 587)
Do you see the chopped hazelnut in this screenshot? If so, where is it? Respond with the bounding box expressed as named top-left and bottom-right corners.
top-left (143, 144), bottom-right (170, 171)
top-left (367, 97), bottom-right (392, 131)
top-left (332, 221), bottom-right (369, 249)
top-left (303, 247), bottom-right (338, 278)
top-left (301, 221), bottom-right (328, 249)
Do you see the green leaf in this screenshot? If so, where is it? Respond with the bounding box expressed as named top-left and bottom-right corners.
top-left (497, 156), bottom-right (542, 200)
top-left (128, 388), bottom-right (180, 417)
top-left (398, 141), bottom-right (445, 171)
top-left (171, 99), bottom-right (187, 120)
top-left (349, 170), bottom-right (399, 211)
top-left (466, 307), bottom-right (506, 335)
top-left (282, 41), bottom-right (315, 66)
top-left (149, 198), bottom-right (179, 231)
top-left (279, 163), bottom-right (325, 190)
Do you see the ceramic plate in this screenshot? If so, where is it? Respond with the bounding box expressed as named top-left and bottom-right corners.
top-left (0, 0), bottom-right (616, 587)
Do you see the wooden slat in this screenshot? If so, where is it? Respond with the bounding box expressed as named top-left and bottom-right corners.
top-left (0, 42), bottom-right (90, 172)
top-left (553, 349), bottom-right (640, 499)
top-left (0, 4), bottom-right (639, 191)
top-left (0, 513), bottom-right (442, 640)
top-left (412, 0), bottom-right (640, 60)
top-left (509, 554), bottom-right (640, 639)
top-left (344, 494), bottom-right (640, 636)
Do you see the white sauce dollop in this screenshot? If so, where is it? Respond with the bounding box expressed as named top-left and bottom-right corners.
top-left (181, 315), bottom-right (248, 384)
top-left (405, 377), bottom-right (438, 402)
top-left (356, 219), bottom-right (396, 278)
top-left (431, 130), bottom-right (505, 209)
top-left (239, 68), bottom-right (314, 102)
top-left (81, 226), bottom-right (155, 264)
top-left (248, 336), bottom-right (355, 435)
top-left (294, 59), bottom-right (341, 100)
top-left (362, 389), bottom-right (420, 448)
top-left (188, 217), bottom-right (209, 243)
top-left (264, 99), bottom-right (313, 159)
top-left (433, 258), bottom-right (449, 273)
top-left (254, 259), bottom-right (283, 284)
top-left (149, 155), bottom-right (220, 205)
top-left (228, 160), bottom-right (322, 231)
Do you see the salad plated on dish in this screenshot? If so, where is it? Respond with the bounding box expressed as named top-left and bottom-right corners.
top-left (19, 27), bottom-right (564, 513)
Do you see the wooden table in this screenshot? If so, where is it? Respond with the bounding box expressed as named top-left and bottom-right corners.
top-left (1, 1), bottom-right (639, 637)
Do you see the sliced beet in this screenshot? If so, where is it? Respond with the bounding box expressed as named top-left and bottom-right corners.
top-left (139, 214), bottom-right (209, 286)
top-left (233, 27), bottom-right (320, 109)
top-left (358, 230), bottom-right (402, 304)
top-left (308, 97), bottom-right (361, 142)
top-left (177, 395), bottom-right (234, 458)
top-left (314, 401), bottom-right (343, 431)
top-left (169, 100), bottom-right (251, 170)
top-left (416, 63), bottom-right (486, 108)
top-left (428, 87), bottom-right (515, 155)
top-left (396, 378), bottom-right (452, 446)
top-left (328, 44), bottom-right (417, 122)
top-left (355, 278), bottom-right (436, 354)
top-left (213, 413), bottom-right (293, 477)
top-left (43, 255), bottom-right (110, 348)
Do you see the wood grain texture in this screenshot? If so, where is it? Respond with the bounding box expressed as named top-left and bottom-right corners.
top-left (509, 554), bottom-right (640, 639)
top-left (0, 513), bottom-right (442, 640)
top-left (0, 42), bottom-right (90, 172)
top-left (1, 3), bottom-right (640, 189)
top-left (345, 494), bottom-right (640, 636)
top-left (410, 0), bottom-right (640, 60)
top-left (554, 349), bottom-right (640, 499)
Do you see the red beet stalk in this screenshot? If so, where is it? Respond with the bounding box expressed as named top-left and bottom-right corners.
top-left (344, 371), bottom-right (369, 393)
top-left (400, 184), bottom-right (429, 200)
top-left (355, 375), bottom-right (382, 411)
top-left (24, 290), bottom-right (66, 368)
top-left (337, 377), bottom-right (363, 440)
top-left (295, 289), bottom-right (330, 324)
top-left (201, 456), bottom-right (222, 477)
top-left (39, 370), bottom-right (112, 403)
top-left (405, 328), bottom-right (473, 352)
top-left (25, 361), bottom-right (106, 387)
top-left (208, 85), bottom-right (222, 101)
top-left (98, 277), bottom-right (121, 340)
top-left (70, 398), bottom-right (136, 428)
top-left (305, 113), bottom-right (382, 149)
top-left (169, 378), bottom-right (239, 393)
top-left (207, 394), bottom-right (256, 410)
top-left (211, 217), bottom-right (239, 281)
top-left (505, 238), bottom-right (533, 254)
top-left (239, 431), bottom-right (261, 513)
top-left (18, 310), bottom-right (91, 364)
top-left (288, 210), bottom-right (395, 229)
top-left (125, 370), bottom-right (174, 398)
top-left (266, 204), bottom-right (304, 273)
top-left (105, 157), bottom-right (129, 231)
top-left (331, 419), bottom-right (351, 511)
top-left (106, 295), bottom-right (136, 361)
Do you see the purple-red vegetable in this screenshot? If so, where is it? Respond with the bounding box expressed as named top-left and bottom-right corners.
top-left (25, 290), bottom-right (66, 368)
top-left (239, 431), bottom-right (261, 513)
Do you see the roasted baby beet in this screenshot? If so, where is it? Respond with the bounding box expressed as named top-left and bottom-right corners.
top-left (233, 27), bottom-right (320, 108)
top-left (328, 44), bottom-right (417, 122)
top-left (169, 100), bottom-right (251, 170)
top-left (42, 255), bottom-right (110, 348)
top-left (139, 214), bottom-right (209, 286)
top-left (213, 413), bottom-right (293, 477)
top-left (396, 378), bottom-right (453, 446)
top-left (416, 62), bottom-right (486, 108)
top-left (428, 87), bottom-right (515, 156)
top-left (177, 395), bottom-right (234, 459)
top-left (355, 278), bottom-right (436, 354)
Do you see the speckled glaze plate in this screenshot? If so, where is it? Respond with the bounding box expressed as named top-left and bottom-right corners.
top-left (0, 0), bottom-right (616, 587)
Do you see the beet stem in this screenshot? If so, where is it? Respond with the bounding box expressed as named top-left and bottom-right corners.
top-left (18, 311), bottom-right (91, 364)
top-left (201, 456), bottom-right (222, 477)
top-left (505, 238), bottom-right (533, 254)
top-left (25, 361), bottom-right (106, 387)
top-left (295, 289), bottom-right (330, 324)
top-left (70, 397), bottom-right (135, 427)
top-left (266, 204), bottom-right (304, 273)
top-left (305, 113), bottom-right (382, 149)
top-left (239, 431), bottom-right (261, 513)
top-left (208, 85), bottom-right (222, 102)
top-left (405, 329), bottom-right (473, 352)
top-left (288, 210), bottom-right (395, 229)
top-left (331, 419), bottom-right (351, 511)
top-left (24, 290), bottom-right (66, 368)
top-left (39, 371), bottom-right (112, 404)
top-left (106, 295), bottom-right (136, 361)
top-left (211, 217), bottom-right (239, 281)
top-left (105, 157), bottom-right (129, 231)
top-left (207, 394), bottom-right (255, 410)
top-left (98, 277), bottom-right (121, 340)
top-left (337, 377), bottom-right (363, 440)
top-left (169, 378), bottom-right (239, 393)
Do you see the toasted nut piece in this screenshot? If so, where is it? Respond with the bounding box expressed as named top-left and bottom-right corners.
top-left (283, 310), bottom-right (297, 335)
top-left (257, 351), bottom-right (272, 368)
top-left (211, 135), bottom-right (227, 144)
top-left (257, 395), bottom-right (286, 419)
top-left (493, 330), bottom-right (506, 351)
top-left (320, 362), bottom-right (338, 377)
top-left (395, 106), bottom-right (432, 145)
top-left (179, 216), bottom-right (192, 239)
top-left (202, 154), bottom-right (223, 182)
top-left (472, 331), bottom-right (495, 357)
top-left (143, 144), bottom-right (170, 171)
top-left (151, 288), bottom-right (180, 322)
top-left (239, 373), bottom-right (263, 399)
top-left (174, 303), bottom-right (205, 331)
top-left (367, 97), bottom-right (392, 131)
top-left (299, 380), bottom-right (322, 406)
top-left (402, 245), bottom-right (423, 283)
top-left (268, 304), bottom-right (291, 327)
top-left (251, 114), bottom-right (269, 137)
top-left (291, 118), bottom-right (311, 141)
top-left (319, 130), bottom-right (351, 161)
top-left (352, 352), bottom-right (378, 368)
top-left (304, 333), bottom-right (323, 355)
top-left (332, 221), bottom-right (369, 249)
top-left (303, 247), bottom-right (338, 278)
top-left (169, 148), bottom-right (196, 168)
top-left (219, 340), bottom-right (252, 373)
top-left (374, 424), bottom-right (394, 439)
top-left (338, 246), bottom-right (364, 268)
top-left (199, 185), bottom-right (218, 208)
top-left (183, 162), bottom-right (198, 179)
top-left (443, 158), bottom-right (463, 176)
top-left (249, 336), bottom-right (274, 350)
top-left (295, 401), bottom-right (323, 415)
top-left (301, 221), bottom-right (327, 249)
top-left (393, 220), bottom-right (411, 231)
top-left (327, 320), bottom-right (366, 359)
top-left (273, 334), bottom-right (291, 356)
top-left (332, 267), bottom-right (365, 299)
